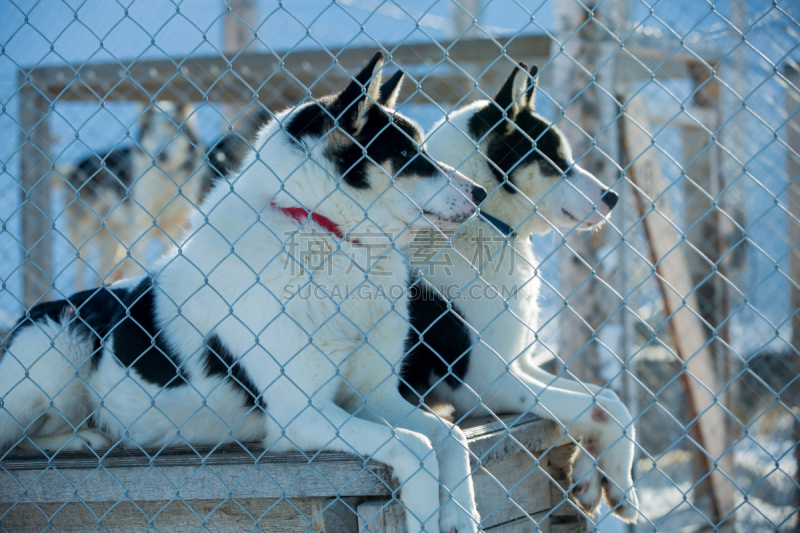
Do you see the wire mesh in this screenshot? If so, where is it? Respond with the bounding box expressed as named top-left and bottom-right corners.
top-left (0, 0), bottom-right (798, 532)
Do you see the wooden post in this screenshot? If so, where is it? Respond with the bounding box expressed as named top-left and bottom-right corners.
top-left (550, 0), bottom-right (625, 385)
top-left (785, 65), bottom-right (800, 398)
top-left (681, 124), bottom-right (718, 337)
top-left (222, 0), bottom-right (260, 142)
top-left (311, 497), bottom-right (363, 533)
top-left (18, 85), bottom-right (54, 309)
top-left (224, 0), bottom-right (257, 55)
top-left (784, 63), bottom-right (800, 533)
top-left (451, 0), bottom-right (481, 39)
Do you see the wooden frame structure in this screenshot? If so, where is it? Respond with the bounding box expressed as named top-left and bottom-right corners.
top-left (10, 30), bottom-right (737, 530)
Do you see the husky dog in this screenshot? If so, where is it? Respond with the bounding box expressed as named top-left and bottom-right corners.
top-left (395, 63), bottom-right (638, 522)
top-left (0, 53), bottom-right (484, 533)
top-left (200, 107), bottom-right (271, 198)
top-left (63, 103), bottom-right (205, 287)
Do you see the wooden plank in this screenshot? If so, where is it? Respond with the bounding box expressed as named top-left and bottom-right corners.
top-left (0, 498), bottom-right (318, 533)
top-left (483, 508), bottom-right (552, 533)
top-left (0, 455), bottom-right (394, 503)
top-left (785, 64), bottom-right (800, 384)
top-left (462, 414), bottom-right (563, 469)
top-left (18, 86), bottom-right (54, 309)
top-left (30, 35), bottom-right (551, 104)
top-left (3, 444), bottom-right (382, 472)
top-left (547, 515), bottom-right (587, 533)
top-left (620, 95), bottom-right (736, 518)
top-left (357, 499), bottom-right (405, 533)
top-left (312, 497), bottom-right (363, 533)
top-left (354, 507), bottom-right (571, 533)
top-left (473, 452), bottom-right (551, 529)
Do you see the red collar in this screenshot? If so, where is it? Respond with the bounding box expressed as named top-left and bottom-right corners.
top-left (270, 201), bottom-right (346, 240)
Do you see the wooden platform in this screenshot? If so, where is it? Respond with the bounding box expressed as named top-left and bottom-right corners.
top-left (0, 414), bottom-right (587, 532)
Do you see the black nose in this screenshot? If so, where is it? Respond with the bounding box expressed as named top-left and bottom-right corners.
top-left (472, 186), bottom-right (487, 205)
top-left (601, 189), bottom-right (619, 210)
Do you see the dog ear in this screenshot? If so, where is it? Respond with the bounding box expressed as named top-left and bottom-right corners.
top-left (493, 62), bottom-right (529, 122)
top-left (177, 103), bottom-right (192, 120)
top-left (176, 103), bottom-right (197, 131)
top-left (334, 51), bottom-right (385, 132)
top-left (378, 70), bottom-right (405, 109)
top-left (138, 104), bottom-right (159, 140)
top-left (522, 65), bottom-right (539, 109)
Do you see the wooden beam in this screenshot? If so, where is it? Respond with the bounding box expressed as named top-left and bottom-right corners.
top-left (18, 85), bottom-right (54, 309)
top-left (551, 0), bottom-right (625, 385)
top-left (29, 35), bottom-right (551, 105)
top-left (784, 64), bottom-right (800, 533)
top-left (785, 64), bottom-right (800, 376)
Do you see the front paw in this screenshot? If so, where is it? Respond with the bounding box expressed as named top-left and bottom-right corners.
top-left (569, 450), bottom-right (603, 515)
top-left (439, 500), bottom-right (479, 533)
top-left (597, 441), bottom-right (638, 523)
top-left (602, 477), bottom-right (638, 523)
top-left (76, 429), bottom-right (112, 450)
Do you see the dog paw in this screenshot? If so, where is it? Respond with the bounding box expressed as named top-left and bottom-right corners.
top-left (570, 471), bottom-right (602, 514)
top-left (76, 429), bottom-right (112, 450)
top-left (569, 448), bottom-right (602, 515)
top-left (439, 501), bottom-right (479, 533)
top-left (602, 477), bottom-right (638, 523)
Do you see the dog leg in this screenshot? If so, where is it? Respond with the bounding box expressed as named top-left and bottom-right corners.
top-left (0, 321), bottom-right (94, 452)
top-left (515, 361), bottom-right (620, 401)
top-left (358, 385), bottom-right (480, 533)
top-left (568, 437), bottom-right (604, 515)
top-left (267, 397), bottom-right (441, 533)
top-left (17, 428), bottom-right (112, 452)
top-left (0, 358), bottom-right (46, 451)
top-left (464, 369), bottom-right (638, 522)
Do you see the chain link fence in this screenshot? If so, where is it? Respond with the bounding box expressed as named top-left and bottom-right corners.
top-left (1, 0), bottom-right (799, 532)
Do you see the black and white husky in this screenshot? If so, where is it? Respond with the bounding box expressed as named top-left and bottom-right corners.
top-left (396, 63), bottom-right (639, 522)
top-left (0, 53), bottom-right (484, 533)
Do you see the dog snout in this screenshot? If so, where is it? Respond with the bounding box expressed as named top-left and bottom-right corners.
top-left (472, 186), bottom-right (487, 205)
top-left (601, 189), bottom-right (619, 210)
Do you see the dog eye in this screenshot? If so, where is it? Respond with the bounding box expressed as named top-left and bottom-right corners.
top-left (401, 150), bottom-right (408, 157)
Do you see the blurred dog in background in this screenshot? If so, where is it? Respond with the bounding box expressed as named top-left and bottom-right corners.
top-left (62, 103), bottom-right (205, 287)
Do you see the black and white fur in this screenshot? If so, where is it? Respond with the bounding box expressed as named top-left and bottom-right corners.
top-left (398, 64), bottom-right (639, 522)
top-left (62, 103), bottom-right (206, 287)
top-left (1, 53), bottom-right (485, 533)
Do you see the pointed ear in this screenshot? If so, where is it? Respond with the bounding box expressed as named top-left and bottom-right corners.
top-left (177, 103), bottom-right (192, 120)
top-left (493, 62), bottom-right (529, 121)
top-left (177, 103), bottom-right (197, 131)
top-left (378, 70), bottom-right (405, 108)
top-left (522, 65), bottom-right (539, 108)
top-left (335, 51), bottom-right (385, 131)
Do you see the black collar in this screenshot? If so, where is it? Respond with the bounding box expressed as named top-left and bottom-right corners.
top-left (480, 211), bottom-right (517, 238)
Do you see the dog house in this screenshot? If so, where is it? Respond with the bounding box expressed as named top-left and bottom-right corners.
top-left (1, 414), bottom-right (587, 532)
